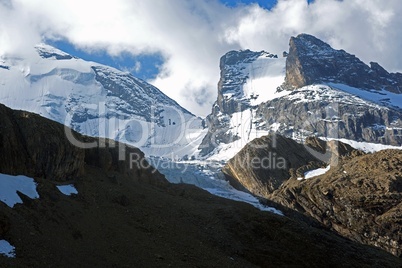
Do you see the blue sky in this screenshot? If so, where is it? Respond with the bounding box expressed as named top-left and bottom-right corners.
top-left (48, 40), bottom-right (164, 80)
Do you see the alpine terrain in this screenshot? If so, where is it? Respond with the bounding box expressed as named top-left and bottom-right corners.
top-left (212, 34), bottom-right (402, 257)
top-left (0, 44), bottom-right (205, 158)
top-left (200, 34), bottom-right (402, 160)
top-left (0, 32), bottom-right (402, 267)
top-left (0, 103), bottom-right (401, 267)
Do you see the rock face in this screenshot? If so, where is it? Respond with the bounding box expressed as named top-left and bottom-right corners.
top-left (223, 134), bottom-right (402, 257)
top-left (0, 104), bottom-right (84, 180)
top-left (216, 50), bottom-right (279, 113)
top-left (200, 34), bottom-right (402, 157)
top-left (0, 103), bottom-right (165, 184)
top-left (1, 107), bottom-right (401, 267)
top-left (223, 134), bottom-right (326, 196)
top-left (256, 85), bottom-right (402, 145)
top-left (271, 149), bottom-right (402, 257)
top-left (285, 33), bottom-right (402, 93)
top-left (223, 134), bottom-right (361, 196)
top-left (199, 50), bottom-right (285, 156)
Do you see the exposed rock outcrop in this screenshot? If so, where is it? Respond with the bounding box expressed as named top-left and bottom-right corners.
top-left (0, 103), bottom-right (166, 185)
top-left (200, 34), bottom-right (402, 157)
top-left (199, 50), bottom-right (280, 156)
top-left (223, 134), bottom-right (361, 196)
top-left (223, 134), bottom-right (326, 196)
top-left (285, 33), bottom-right (402, 93)
top-left (271, 149), bottom-right (402, 257)
top-left (223, 134), bottom-right (402, 257)
top-left (256, 86), bottom-right (402, 145)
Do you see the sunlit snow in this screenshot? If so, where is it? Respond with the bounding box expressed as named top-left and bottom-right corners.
top-left (329, 83), bottom-right (402, 110)
top-left (323, 138), bottom-right (402, 153)
top-left (0, 44), bottom-right (205, 159)
top-left (241, 55), bottom-right (289, 105)
top-left (148, 157), bottom-right (283, 215)
top-left (300, 165), bottom-right (331, 180)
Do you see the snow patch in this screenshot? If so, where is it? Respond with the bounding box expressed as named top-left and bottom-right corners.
top-left (242, 56), bottom-right (288, 105)
top-left (297, 165), bottom-right (331, 181)
top-left (329, 83), bottom-right (402, 109)
top-left (148, 157), bottom-right (283, 215)
top-left (57, 184), bottom-right (78, 196)
top-left (323, 138), bottom-right (402, 153)
top-left (303, 165), bottom-right (331, 179)
top-left (206, 109), bottom-right (270, 161)
top-left (0, 240), bottom-right (15, 258)
top-left (0, 174), bottom-right (39, 207)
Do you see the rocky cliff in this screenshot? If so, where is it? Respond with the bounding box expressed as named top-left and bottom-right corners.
top-left (199, 49), bottom-right (285, 156)
top-left (1, 106), bottom-right (401, 267)
top-left (0, 103), bottom-right (165, 185)
top-left (223, 134), bottom-right (402, 257)
top-left (200, 34), bottom-right (402, 158)
top-left (256, 85), bottom-right (402, 145)
top-left (272, 149), bottom-right (402, 257)
top-left (285, 34), bottom-right (402, 93)
top-left (223, 134), bottom-right (326, 196)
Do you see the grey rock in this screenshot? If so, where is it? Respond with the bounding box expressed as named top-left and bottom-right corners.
top-left (285, 33), bottom-right (402, 94)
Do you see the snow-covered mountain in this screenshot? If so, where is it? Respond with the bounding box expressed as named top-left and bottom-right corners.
top-left (0, 44), bottom-right (206, 158)
top-left (200, 34), bottom-right (402, 160)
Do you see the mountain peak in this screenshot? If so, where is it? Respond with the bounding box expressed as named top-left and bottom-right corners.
top-left (285, 34), bottom-right (402, 94)
top-left (290, 33), bottom-right (334, 56)
top-left (34, 43), bottom-right (76, 60)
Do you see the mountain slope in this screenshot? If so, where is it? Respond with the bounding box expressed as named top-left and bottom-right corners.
top-left (222, 134), bottom-right (402, 257)
top-left (199, 49), bottom-right (289, 158)
top-left (200, 34), bottom-right (402, 159)
top-left (0, 44), bottom-right (205, 158)
top-left (0, 104), bottom-right (401, 267)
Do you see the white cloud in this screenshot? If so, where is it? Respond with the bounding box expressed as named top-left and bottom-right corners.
top-left (1, 0), bottom-right (402, 116)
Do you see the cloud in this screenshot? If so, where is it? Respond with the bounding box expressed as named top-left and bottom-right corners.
top-left (1, 0), bottom-right (402, 116)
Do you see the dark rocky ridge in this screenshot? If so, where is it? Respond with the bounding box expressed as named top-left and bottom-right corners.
top-left (223, 134), bottom-right (326, 196)
top-left (271, 149), bottom-right (402, 257)
top-left (223, 134), bottom-right (402, 257)
top-left (285, 33), bottom-right (402, 93)
top-left (0, 103), bottom-right (166, 185)
top-left (1, 104), bottom-right (401, 267)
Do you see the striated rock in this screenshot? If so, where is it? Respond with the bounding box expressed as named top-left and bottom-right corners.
top-left (0, 104), bottom-right (85, 180)
top-left (256, 86), bottom-right (402, 146)
top-left (199, 49), bottom-right (284, 156)
top-left (224, 133), bottom-right (402, 257)
top-left (223, 134), bottom-right (359, 197)
top-left (223, 134), bottom-right (325, 196)
top-left (271, 149), bottom-right (402, 257)
top-left (285, 33), bottom-right (402, 93)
